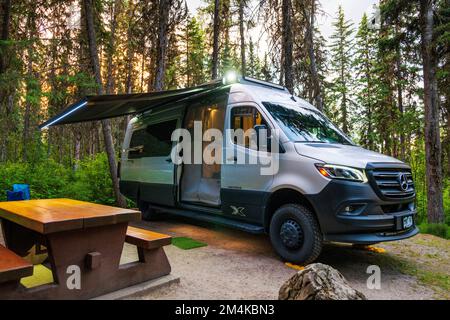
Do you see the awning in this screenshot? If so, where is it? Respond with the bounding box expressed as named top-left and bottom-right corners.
top-left (39, 80), bottom-right (223, 129)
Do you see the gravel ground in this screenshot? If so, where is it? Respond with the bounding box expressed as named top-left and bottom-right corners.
top-left (124, 216), bottom-right (448, 300)
top-left (2, 216), bottom-right (447, 300)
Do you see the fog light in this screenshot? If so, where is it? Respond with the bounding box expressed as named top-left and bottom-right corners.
top-left (340, 203), bottom-right (366, 216)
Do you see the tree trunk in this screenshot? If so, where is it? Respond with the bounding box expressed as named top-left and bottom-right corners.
top-left (22, 4), bottom-right (38, 162)
top-left (154, 0), bottom-right (169, 91)
top-left (446, 104), bottom-right (450, 176)
top-left (395, 25), bottom-right (405, 160)
top-left (0, 0), bottom-right (11, 73)
top-left (447, 110), bottom-right (450, 176)
top-left (105, 0), bottom-right (120, 95)
top-left (239, 0), bottom-right (246, 76)
top-left (211, 0), bottom-right (220, 79)
top-left (22, 52), bottom-right (32, 162)
top-left (0, 0), bottom-right (11, 161)
top-left (74, 130), bottom-right (82, 170)
top-left (365, 48), bottom-right (373, 149)
top-left (281, 0), bottom-right (293, 92)
top-left (303, 0), bottom-right (323, 111)
top-left (84, 0), bottom-right (126, 208)
top-left (125, 24), bottom-right (134, 94)
top-left (123, 7), bottom-right (134, 141)
top-left (420, 0), bottom-right (444, 223)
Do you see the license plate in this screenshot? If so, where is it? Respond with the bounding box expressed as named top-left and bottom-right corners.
top-left (402, 215), bottom-right (413, 229)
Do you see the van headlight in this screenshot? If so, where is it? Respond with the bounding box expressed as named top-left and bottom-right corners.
top-left (315, 164), bottom-right (368, 183)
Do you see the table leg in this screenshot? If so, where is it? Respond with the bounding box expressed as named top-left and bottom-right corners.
top-left (0, 221), bottom-right (171, 299)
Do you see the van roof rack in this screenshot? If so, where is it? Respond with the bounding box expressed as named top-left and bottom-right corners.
top-left (240, 76), bottom-right (288, 92)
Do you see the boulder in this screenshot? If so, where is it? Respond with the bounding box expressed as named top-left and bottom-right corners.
top-left (279, 263), bottom-right (367, 300)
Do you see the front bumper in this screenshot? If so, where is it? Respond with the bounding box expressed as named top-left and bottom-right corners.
top-left (325, 226), bottom-right (419, 244)
top-left (306, 179), bottom-right (418, 244)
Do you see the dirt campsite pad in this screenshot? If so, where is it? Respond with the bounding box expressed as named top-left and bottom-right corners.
top-left (1, 217), bottom-right (448, 300)
top-left (124, 216), bottom-right (449, 300)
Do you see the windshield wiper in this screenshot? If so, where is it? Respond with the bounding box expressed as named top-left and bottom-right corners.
top-left (295, 140), bottom-right (327, 143)
top-left (329, 141), bottom-right (354, 146)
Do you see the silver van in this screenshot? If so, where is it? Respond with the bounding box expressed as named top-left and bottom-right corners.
top-left (118, 76), bottom-right (418, 264)
top-left (40, 76), bottom-right (418, 264)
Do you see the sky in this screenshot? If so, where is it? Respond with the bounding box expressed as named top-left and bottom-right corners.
top-left (186, 0), bottom-right (379, 54)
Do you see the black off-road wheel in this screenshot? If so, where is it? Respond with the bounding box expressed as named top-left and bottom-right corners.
top-left (138, 200), bottom-right (158, 221)
top-left (269, 204), bottom-right (323, 265)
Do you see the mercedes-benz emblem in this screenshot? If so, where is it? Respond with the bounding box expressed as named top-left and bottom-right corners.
top-left (398, 173), bottom-right (409, 191)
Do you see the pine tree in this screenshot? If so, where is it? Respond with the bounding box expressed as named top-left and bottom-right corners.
top-left (328, 5), bottom-right (354, 134)
top-left (260, 53), bottom-right (273, 82)
top-left (220, 35), bottom-right (238, 75)
top-left (353, 13), bottom-right (377, 149)
top-left (246, 38), bottom-right (261, 78)
top-left (185, 16), bottom-right (207, 86)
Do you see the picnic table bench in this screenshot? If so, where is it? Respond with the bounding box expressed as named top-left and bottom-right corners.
top-left (0, 198), bottom-right (172, 299)
top-left (0, 244), bottom-right (33, 283)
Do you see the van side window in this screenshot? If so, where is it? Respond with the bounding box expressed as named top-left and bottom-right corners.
top-left (128, 119), bottom-right (177, 158)
top-left (231, 106), bottom-right (269, 149)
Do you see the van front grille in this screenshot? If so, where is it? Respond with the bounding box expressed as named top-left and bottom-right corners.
top-left (369, 168), bottom-right (415, 200)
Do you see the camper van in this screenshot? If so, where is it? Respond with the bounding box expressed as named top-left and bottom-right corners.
top-left (41, 76), bottom-right (418, 264)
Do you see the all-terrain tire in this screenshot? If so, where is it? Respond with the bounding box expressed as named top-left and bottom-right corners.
top-left (269, 204), bottom-right (323, 264)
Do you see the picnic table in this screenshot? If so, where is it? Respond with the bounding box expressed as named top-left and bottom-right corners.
top-left (0, 198), bottom-right (172, 299)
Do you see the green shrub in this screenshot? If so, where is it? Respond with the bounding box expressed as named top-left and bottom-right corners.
top-left (418, 223), bottom-right (450, 240)
top-left (0, 153), bottom-right (115, 205)
top-left (443, 183), bottom-right (450, 225)
top-left (0, 160), bottom-right (71, 200)
top-left (61, 153), bottom-right (115, 205)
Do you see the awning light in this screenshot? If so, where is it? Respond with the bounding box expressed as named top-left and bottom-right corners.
top-left (40, 101), bottom-right (88, 130)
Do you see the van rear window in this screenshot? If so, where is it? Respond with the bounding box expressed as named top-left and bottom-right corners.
top-left (128, 119), bottom-right (178, 158)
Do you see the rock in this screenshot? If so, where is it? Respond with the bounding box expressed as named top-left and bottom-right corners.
top-left (279, 263), bottom-right (367, 300)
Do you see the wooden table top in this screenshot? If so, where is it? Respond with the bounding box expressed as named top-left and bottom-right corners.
top-left (0, 198), bottom-right (141, 234)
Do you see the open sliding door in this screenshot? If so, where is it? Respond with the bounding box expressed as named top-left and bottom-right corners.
top-left (180, 93), bottom-right (227, 206)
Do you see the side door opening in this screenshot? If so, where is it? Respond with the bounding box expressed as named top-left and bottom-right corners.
top-left (179, 95), bottom-right (227, 207)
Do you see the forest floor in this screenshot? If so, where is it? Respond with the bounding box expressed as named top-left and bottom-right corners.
top-left (125, 216), bottom-right (449, 300)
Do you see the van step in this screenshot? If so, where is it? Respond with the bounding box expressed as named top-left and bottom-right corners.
top-left (149, 204), bottom-right (265, 234)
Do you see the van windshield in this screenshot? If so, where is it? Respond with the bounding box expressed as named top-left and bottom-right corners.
top-left (262, 102), bottom-right (353, 145)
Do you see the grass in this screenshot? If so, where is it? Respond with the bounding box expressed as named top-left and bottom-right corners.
top-left (172, 237), bottom-right (207, 250)
top-left (418, 223), bottom-right (450, 240)
top-left (377, 235), bottom-right (450, 299)
top-left (366, 250), bottom-right (449, 299)
top-left (396, 261), bottom-right (450, 298)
